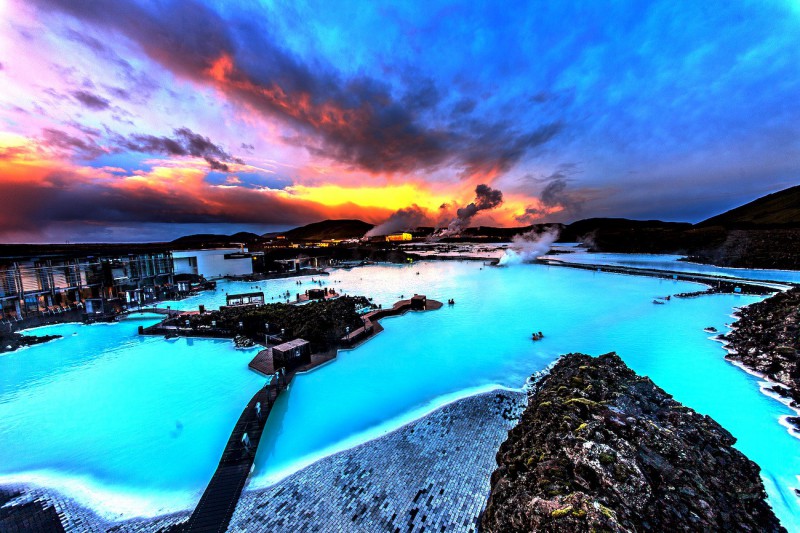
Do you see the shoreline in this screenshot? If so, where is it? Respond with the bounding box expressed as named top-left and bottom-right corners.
top-left (712, 304), bottom-right (800, 441)
top-left (717, 288), bottom-right (800, 428)
top-left (0, 388), bottom-right (526, 532)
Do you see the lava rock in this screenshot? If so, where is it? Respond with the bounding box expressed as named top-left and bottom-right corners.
top-left (480, 352), bottom-right (784, 532)
top-left (724, 287), bottom-right (800, 408)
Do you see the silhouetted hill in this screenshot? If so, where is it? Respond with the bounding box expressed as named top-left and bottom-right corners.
top-left (274, 219), bottom-right (374, 241)
top-left (559, 186), bottom-right (800, 269)
top-left (560, 218), bottom-right (691, 243)
top-left (170, 232), bottom-right (262, 247)
top-left (698, 185), bottom-right (800, 229)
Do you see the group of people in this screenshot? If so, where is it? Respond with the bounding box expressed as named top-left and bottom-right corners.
top-left (447, 298), bottom-right (456, 305)
top-left (531, 331), bottom-right (544, 341)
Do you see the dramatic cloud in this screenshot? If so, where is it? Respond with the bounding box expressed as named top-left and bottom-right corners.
top-left (0, 158), bottom-right (393, 242)
top-left (40, 128), bottom-right (107, 158)
top-left (2, 0), bottom-right (800, 241)
top-left (120, 128), bottom-right (244, 171)
top-left (30, 0), bottom-right (560, 178)
top-left (72, 90), bottom-right (110, 110)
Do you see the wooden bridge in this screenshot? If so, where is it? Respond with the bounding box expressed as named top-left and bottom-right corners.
top-left (184, 372), bottom-right (286, 533)
top-left (182, 295), bottom-right (442, 532)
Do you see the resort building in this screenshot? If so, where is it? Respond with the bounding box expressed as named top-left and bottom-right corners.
top-left (0, 251), bottom-right (174, 320)
top-left (172, 248), bottom-right (255, 279)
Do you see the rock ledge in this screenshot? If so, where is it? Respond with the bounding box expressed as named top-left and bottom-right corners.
top-left (481, 352), bottom-right (784, 532)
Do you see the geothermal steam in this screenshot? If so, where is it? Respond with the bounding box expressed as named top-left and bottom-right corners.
top-left (365, 205), bottom-right (427, 237)
top-left (498, 227), bottom-right (560, 265)
top-left (433, 184), bottom-right (504, 239)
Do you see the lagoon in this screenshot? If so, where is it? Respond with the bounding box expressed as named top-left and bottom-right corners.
top-left (1, 261), bottom-right (798, 529)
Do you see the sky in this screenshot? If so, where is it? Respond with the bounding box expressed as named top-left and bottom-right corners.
top-left (0, 0), bottom-right (798, 242)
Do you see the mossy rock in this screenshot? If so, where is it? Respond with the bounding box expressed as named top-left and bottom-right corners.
top-left (551, 505), bottom-right (573, 519)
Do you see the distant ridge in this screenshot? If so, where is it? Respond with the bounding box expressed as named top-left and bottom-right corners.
top-left (698, 185), bottom-right (800, 229)
top-left (170, 231), bottom-right (262, 246)
top-left (560, 218), bottom-right (691, 242)
top-left (270, 219), bottom-right (374, 241)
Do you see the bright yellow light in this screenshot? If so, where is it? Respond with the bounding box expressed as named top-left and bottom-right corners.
top-left (283, 183), bottom-right (448, 211)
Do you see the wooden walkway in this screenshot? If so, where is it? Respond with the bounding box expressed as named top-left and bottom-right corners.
top-left (184, 375), bottom-right (284, 533)
top-left (183, 295), bottom-right (442, 532)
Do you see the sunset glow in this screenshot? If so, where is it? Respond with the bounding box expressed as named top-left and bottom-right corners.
top-left (0, 0), bottom-right (798, 241)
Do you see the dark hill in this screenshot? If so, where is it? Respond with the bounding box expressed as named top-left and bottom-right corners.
top-left (559, 218), bottom-right (692, 244)
top-left (170, 232), bottom-right (262, 247)
top-left (698, 185), bottom-right (800, 229)
top-left (275, 219), bottom-right (374, 241)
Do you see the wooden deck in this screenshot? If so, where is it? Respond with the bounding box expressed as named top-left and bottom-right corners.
top-left (184, 295), bottom-right (441, 532)
top-left (184, 376), bottom-right (284, 533)
top-left (343, 297), bottom-right (443, 346)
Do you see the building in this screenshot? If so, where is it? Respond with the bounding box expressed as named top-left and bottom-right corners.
top-left (386, 232), bottom-right (413, 242)
top-left (225, 292), bottom-right (265, 307)
top-left (172, 248), bottom-right (254, 279)
top-left (272, 338), bottom-right (311, 372)
top-left (0, 252), bottom-right (174, 320)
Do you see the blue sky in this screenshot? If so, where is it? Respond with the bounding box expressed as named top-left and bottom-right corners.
top-left (0, 0), bottom-right (798, 241)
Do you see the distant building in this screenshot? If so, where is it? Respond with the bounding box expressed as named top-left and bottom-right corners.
top-left (172, 248), bottom-right (254, 278)
top-left (386, 232), bottom-right (413, 242)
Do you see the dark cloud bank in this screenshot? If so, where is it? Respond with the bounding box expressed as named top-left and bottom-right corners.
top-left (34, 0), bottom-right (560, 177)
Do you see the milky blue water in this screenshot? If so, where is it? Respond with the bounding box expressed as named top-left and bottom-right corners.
top-left (250, 262), bottom-right (800, 530)
top-left (2, 261), bottom-right (799, 529)
top-left (547, 250), bottom-right (800, 284)
top-left (0, 314), bottom-right (265, 519)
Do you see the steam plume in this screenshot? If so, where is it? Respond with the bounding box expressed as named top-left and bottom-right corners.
top-left (434, 184), bottom-right (503, 238)
top-left (364, 205), bottom-right (427, 237)
top-left (498, 227), bottom-right (560, 265)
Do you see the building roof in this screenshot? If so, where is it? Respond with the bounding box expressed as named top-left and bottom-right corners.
top-left (273, 338), bottom-right (309, 351)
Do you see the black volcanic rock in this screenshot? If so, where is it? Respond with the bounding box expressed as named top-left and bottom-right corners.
top-left (0, 332), bottom-right (62, 353)
top-left (481, 352), bottom-right (783, 533)
top-left (723, 288), bottom-right (800, 409)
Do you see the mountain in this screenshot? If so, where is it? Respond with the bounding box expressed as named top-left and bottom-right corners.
top-left (559, 218), bottom-right (691, 243)
top-left (170, 231), bottom-right (262, 247)
top-left (698, 185), bottom-right (800, 229)
top-left (558, 186), bottom-right (800, 269)
top-left (272, 219), bottom-right (374, 241)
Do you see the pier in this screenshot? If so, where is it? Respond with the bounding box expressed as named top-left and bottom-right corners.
top-left (184, 375), bottom-right (284, 533)
top-left (539, 258), bottom-right (795, 293)
top-left (183, 296), bottom-right (442, 532)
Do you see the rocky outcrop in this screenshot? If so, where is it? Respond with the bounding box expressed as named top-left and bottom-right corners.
top-left (0, 332), bottom-right (61, 354)
top-left (481, 352), bottom-right (783, 532)
top-left (722, 288), bottom-right (800, 411)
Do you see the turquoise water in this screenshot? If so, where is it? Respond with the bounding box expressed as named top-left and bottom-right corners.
top-left (0, 314), bottom-right (265, 519)
top-left (155, 275), bottom-right (338, 312)
top-left (547, 250), bottom-right (800, 284)
top-left (1, 261), bottom-right (799, 528)
top-left (251, 262), bottom-right (800, 530)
